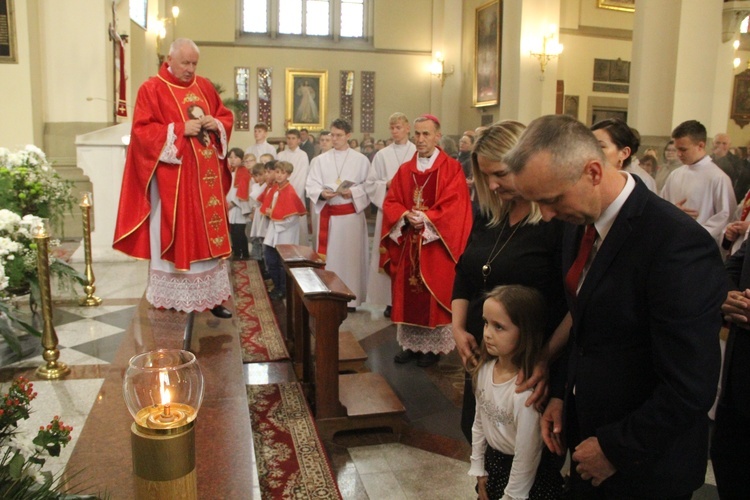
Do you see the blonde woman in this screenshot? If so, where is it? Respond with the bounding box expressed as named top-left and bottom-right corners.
top-left (451, 120), bottom-right (570, 441)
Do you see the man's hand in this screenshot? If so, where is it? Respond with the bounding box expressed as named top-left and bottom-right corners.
top-left (477, 476), bottom-right (489, 500)
top-left (321, 189), bottom-right (337, 200)
top-left (676, 199), bottom-right (699, 219)
top-left (340, 188), bottom-right (353, 199)
top-left (184, 119), bottom-right (202, 137)
top-left (540, 398), bottom-right (565, 455)
top-left (199, 115), bottom-right (218, 132)
top-left (407, 210), bottom-right (424, 229)
top-left (724, 220), bottom-right (750, 242)
top-left (722, 289), bottom-right (750, 329)
top-left (516, 359), bottom-right (549, 410)
top-left (453, 327), bottom-right (478, 368)
top-left (572, 437), bottom-right (616, 487)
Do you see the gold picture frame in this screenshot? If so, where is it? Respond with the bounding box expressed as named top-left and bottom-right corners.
top-left (285, 69), bottom-right (327, 131)
top-left (473, 0), bottom-right (501, 107)
top-left (597, 0), bottom-right (635, 13)
top-left (0, 0), bottom-right (18, 64)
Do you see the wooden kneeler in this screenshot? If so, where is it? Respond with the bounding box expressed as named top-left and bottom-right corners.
top-left (277, 244), bottom-right (368, 375)
top-left (289, 267), bottom-right (405, 441)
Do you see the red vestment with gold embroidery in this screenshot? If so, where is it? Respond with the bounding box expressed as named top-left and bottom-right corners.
top-left (113, 63), bottom-right (234, 271)
top-left (381, 149), bottom-right (472, 327)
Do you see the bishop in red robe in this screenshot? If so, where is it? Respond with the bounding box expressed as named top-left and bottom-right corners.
top-left (381, 115), bottom-right (472, 366)
top-left (113, 38), bottom-right (235, 316)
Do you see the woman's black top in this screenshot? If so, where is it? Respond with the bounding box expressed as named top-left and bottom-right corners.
top-left (452, 212), bottom-right (567, 344)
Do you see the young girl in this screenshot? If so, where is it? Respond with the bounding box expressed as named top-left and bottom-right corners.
top-left (469, 285), bottom-right (563, 499)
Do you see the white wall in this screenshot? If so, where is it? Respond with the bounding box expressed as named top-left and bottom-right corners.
top-left (0, 0), bottom-right (36, 147)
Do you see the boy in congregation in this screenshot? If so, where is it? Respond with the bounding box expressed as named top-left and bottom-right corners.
top-left (226, 148), bottom-right (253, 260)
top-left (246, 122), bottom-right (277, 160)
top-left (247, 159), bottom-right (268, 261)
top-left (262, 161), bottom-right (307, 300)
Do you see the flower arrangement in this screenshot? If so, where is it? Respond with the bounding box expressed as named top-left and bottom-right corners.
top-left (0, 377), bottom-right (82, 498)
top-left (0, 146), bottom-right (75, 235)
top-left (0, 209), bottom-right (85, 356)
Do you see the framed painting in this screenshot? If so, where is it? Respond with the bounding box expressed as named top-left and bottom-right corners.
top-left (597, 0), bottom-right (635, 13)
top-left (0, 0), bottom-right (17, 64)
top-left (731, 69), bottom-right (750, 128)
top-left (473, 0), bottom-right (501, 107)
top-left (285, 69), bottom-right (327, 131)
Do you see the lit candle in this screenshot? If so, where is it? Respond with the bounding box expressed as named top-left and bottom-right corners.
top-left (80, 192), bottom-right (93, 208)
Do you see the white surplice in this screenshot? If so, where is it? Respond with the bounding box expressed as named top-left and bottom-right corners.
top-left (306, 147), bottom-right (371, 307)
top-left (364, 142), bottom-right (416, 305)
top-left (660, 155), bottom-right (737, 246)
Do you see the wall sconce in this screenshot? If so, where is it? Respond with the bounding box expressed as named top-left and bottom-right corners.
top-left (530, 28), bottom-right (563, 80)
top-left (148, 5), bottom-right (181, 65)
top-left (430, 52), bottom-right (454, 86)
top-left (734, 38), bottom-right (742, 69)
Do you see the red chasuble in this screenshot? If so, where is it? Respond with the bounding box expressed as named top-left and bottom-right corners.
top-left (269, 182), bottom-right (307, 221)
top-left (113, 63), bottom-right (234, 271)
top-left (381, 149), bottom-right (472, 327)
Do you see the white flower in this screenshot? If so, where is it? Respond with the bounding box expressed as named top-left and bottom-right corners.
top-left (0, 209), bottom-right (21, 233)
top-left (0, 262), bottom-right (7, 292)
top-left (5, 152), bottom-right (22, 168)
top-left (24, 144), bottom-right (45, 158)
top-left (9, 431), bottom-right (39, 459)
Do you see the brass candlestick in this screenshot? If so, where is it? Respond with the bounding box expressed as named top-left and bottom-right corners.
top-left (79, 192), bottom-right (102, 306)
top-left (33, 219), bottom-right (70, 380)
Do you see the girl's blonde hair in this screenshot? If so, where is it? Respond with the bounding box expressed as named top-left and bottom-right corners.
top-left (468, 285), bottom-right (547, 390)
top-left (471, 120), bottom-right (542, 227)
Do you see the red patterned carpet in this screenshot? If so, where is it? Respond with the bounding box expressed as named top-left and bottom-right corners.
top-left (247, 383), bottom-right (342, 499)
top-left (231, 260), bottom-right (290, 363)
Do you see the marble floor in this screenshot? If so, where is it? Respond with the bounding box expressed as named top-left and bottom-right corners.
top-left (0, 256), bottom-right (721, 499)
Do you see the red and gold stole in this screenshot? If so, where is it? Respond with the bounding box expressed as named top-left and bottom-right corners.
top-left (167, 82), bottom-right (231, 258)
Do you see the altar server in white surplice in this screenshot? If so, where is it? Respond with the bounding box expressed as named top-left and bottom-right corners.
top-left (278, 128), bottom-right (311, 246)
top-left (660, 120), bottom-right (737, 247)
top-left (306, 118), bottom-right (370, 308)
top-left (364, 112), bottom-right (416, 315)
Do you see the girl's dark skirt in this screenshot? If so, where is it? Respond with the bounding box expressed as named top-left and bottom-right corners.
top-left (483, 445), bottom-right (564, 499)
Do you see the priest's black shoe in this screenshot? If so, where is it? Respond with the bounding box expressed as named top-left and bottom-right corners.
top-left (417, 352), bottom-right (439, 367)
top-left (383, 305), bottom-right (392, 318)
top-left (210, 305), bottom-right (232, 319)
top-left (394, 349), bottom-right (418, 364)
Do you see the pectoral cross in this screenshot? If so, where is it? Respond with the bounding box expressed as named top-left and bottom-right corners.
top-left (413, 187), bottom-right (428, 211)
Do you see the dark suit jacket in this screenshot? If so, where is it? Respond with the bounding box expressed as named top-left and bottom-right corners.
top-left (721, 240), bottom-right (750, 416)
top-left (556, 179), bottom-right (726, 497)
top-left (300, 140), bottom-right (315, 162)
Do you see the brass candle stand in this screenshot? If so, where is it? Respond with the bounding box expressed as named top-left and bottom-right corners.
top-left (33, 220), bottom-right (70, 380)
top-left (79, 192), bottom-right (102, 306)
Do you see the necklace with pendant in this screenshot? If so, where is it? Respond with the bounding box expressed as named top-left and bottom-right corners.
top-left (482, 214), bottom-right (528, 286)
top-left (333, 148), bottom-right (350, 185)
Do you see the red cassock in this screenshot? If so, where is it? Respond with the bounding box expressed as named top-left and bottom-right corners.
top-left (380, 149), bottom-right (472, 328)
top-left (113, 63), bottom-right (234, 271)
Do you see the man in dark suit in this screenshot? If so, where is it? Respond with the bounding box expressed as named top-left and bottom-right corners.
top-left (505, 115), bottom-right (725, 498)
top-left (299, 128), bottom-right (315, 162)
top-left (712, 239), bottom-right (750, 498)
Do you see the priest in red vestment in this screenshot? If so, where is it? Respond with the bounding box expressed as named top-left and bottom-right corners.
top-left (381, 115), bottom-right (472, 367)
top-left (113, 38), bottom-right (235, 317)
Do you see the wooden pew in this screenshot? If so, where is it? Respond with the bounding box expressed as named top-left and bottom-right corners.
top-left (277, 244), bottom-right (367, 375)
top-left (276, 244), bottom-right (324, 366)
top-left (289, 267), bottom-right (405, 441)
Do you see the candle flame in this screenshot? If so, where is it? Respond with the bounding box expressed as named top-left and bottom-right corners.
top-left (159, 371), bottom-right (171, 406)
